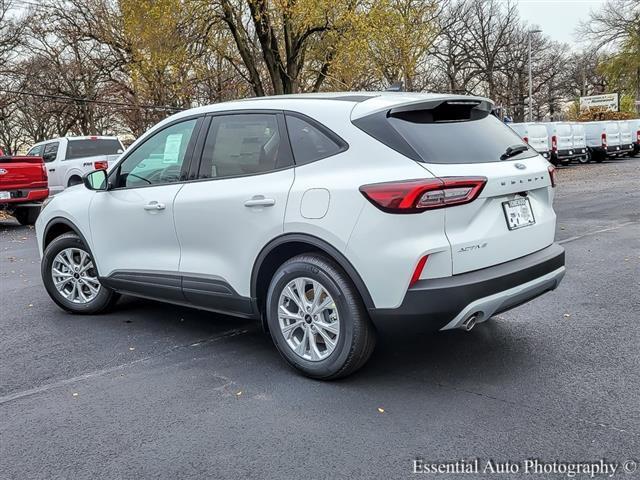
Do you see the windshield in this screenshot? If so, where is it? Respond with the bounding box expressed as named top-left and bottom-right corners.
top-left (66, 139), bottom-right (123, 160)
top-left (387, 114), bottom-right (536, 164)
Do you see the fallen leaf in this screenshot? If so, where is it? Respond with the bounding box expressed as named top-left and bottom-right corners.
top-left (236, 391), bottom-right (242, 396)
top-left (72, 392), bottom-right (79, 397)
top-left (28, 304), bottom-right (33, 308)
top-left (377, 407), bottom-right (385, 413)
top-left (563, 313), bottom-right (571, 318)
top-left (129, 347), bottom-right (135, 351)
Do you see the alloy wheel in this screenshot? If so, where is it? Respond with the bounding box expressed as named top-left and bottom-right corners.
top-left (277, 277), bottom-right (340, 361)
top-left (51, 247), bottom-right (101, 304)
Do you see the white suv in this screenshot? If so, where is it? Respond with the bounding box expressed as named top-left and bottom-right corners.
top-left (36, 93), bottom-right (566, 379)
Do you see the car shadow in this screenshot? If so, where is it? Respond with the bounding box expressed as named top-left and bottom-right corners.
top-left (105, 295), bottom-right (535, 387)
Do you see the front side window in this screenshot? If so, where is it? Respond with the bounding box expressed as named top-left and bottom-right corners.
top-left (285, 114), bottom-right (344, 165)
top-left (198, 114), bottom-right (289, 179)
top-left (42, 142), bottom-right (59, 163)
top-left (114, 119), bottom-right (198, 188)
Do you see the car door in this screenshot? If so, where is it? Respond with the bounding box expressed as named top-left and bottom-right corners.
top-left (41, 142), bottom-right (63, 194)
top-left (89, 117), bottom-right (202, 301)
top-left (173, 112), bottom-right (294, 315)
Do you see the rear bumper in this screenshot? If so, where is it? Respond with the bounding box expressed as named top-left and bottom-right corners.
top-left (0, 188), bottom-right (49, 208)
top-left (369, 243), bottom-right (565, 333)
top-left (606, 144), bottom-right (634, 155)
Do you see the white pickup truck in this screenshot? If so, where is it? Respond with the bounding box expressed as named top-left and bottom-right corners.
top-left (26, 136), bottom-right (124, 195)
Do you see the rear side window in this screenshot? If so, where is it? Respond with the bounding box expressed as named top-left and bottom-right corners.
top-left (285, 114), bottom-right (345, 165)
top-left (42, 142), bottom-right (59, 163)
top-left (27, 145), bottom-right (43, 156)
top-left (66, 139), bottom-right (123, 160)
top-left (199, 113), bottom-right (291, 179)
top-left (385, 113), bottom-right (535, 164)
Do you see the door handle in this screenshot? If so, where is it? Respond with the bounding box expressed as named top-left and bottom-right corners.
top-left (144, 201), bottom-right (166, 211)
top-left (48, 168), bottom-right (55, 172)
top-left (244, 196), bottom-right (275, 208)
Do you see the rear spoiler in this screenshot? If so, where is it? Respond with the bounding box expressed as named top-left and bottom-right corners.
top-left (0, 155), bottom-right (45, 164)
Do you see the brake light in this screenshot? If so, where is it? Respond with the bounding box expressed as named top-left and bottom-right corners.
top-left (548, 165), bottom-right (557, 188)
top-left (409, 255), bottom-right (429, 287)
top-left (94, 160), bottom-right (108, 170)
top-left (636, 130), bottom-right (639, 142)
top-left (359, 177), bottom-right (487, 213)
top-left (551, 135), bottom-right (557, 152)
top-left (41, 163), bottom-right (48, 181)
top-left (523, 136), bottom-right (529, 144)
top-left (601, 133), bottom-right (607, 147)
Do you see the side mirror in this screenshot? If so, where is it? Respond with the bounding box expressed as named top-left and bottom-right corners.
top-left (83, 169), bottom-right (108, 191)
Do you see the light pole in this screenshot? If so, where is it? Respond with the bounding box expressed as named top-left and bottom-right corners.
top-left (528, 29), bottom-right (542, 122)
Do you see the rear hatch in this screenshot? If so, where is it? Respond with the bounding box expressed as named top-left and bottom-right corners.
top-left (0, 156), bottom-right (47, 191)
top-left (528, 124), bottom-right (550, 153)
top-left (554, 123), bottom-right (573, 150)
top-left (354, 98), bottom-right (556, 274)
top-left (605, 122), bottom-right (621, 146)
top-left (571, 125), bottom-right (586, 148)
top-left (619, 122), bottom-right (632, 144)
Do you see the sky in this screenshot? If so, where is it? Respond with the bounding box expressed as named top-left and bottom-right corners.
top-left (515, 0), bottom-right (608, 47)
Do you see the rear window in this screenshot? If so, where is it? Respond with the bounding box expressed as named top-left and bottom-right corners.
top-left (66, 139), bottom-right (123, 160)
top-left (386, 114), bottom-right (535, 164)
top-left (571, 125), bottom-right (584, 135)
top-left (555, 124), bottom-right (571, 136)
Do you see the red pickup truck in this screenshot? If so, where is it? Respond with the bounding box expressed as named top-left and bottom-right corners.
top-left (0, 150), bottom-right (50, 225)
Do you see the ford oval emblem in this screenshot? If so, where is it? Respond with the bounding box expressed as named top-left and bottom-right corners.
top-left (514, 163), bottom-right (526, 170)
top-left (0, 168), bottom-right (7, 175)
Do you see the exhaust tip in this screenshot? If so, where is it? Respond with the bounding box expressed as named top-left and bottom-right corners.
top-left (462, 314), bottom-right (478, 332)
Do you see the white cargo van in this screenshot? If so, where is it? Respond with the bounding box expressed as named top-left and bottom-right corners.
top-left (542, 122), bottom-right (575, 166)
top-left (583, 121), bottom-right (623, 162)
top-left (618, 121), bottom-right (635, 156)
top-left (569, 123), bottom-right (589, 164)
top-left (27, 136), bottom-right (124, 195)
top-left (508, 122), bottom-right (551, 160)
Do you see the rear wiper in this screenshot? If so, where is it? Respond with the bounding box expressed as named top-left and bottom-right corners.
top-left (500, 144), bottom-right (529, 160)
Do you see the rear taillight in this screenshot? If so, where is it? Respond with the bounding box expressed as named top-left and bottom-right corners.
top-left (41, 164), bottom-right (48, 181)
top-left (548, 165), bottom-right (557, 188)
top-left (601, 133), bottom-right (607, 147)
top-left (551, 135), bottom-right (557, 152)
top-left (636, 130), bottom-right (639, 142)
top-left (359, 177), bottom-right (487, 214)
top-left (94, 161), bottom-right (108, 170)
top-left (523, 136), bottom-right (529, 144)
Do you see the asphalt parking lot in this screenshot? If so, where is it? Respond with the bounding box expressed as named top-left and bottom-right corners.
top-left (1, 157), bottom-right (639, 479)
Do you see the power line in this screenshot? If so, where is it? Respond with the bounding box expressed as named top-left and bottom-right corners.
top-left (0, 89), bottom-right (185, 112)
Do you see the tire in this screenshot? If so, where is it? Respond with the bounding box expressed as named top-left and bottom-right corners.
top-left (41, 232), bottom-right (118, 314)
top-left (578, 152), bottom-right (590, 164)
top-left (14, 207), bottom-right (40, 225)
top-left (265, 253), bottom-right (376, 380)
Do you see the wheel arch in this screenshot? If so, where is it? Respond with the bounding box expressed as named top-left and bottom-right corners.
top-left (43, 217), bottom-right (92, 253)
top-left (251, 233), bottom-right (375, 330)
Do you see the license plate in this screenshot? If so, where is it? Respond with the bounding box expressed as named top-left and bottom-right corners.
top-left (503, 197), bottom-right (535, 230)
top-left (0, 191), bottom-right (10, 200)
